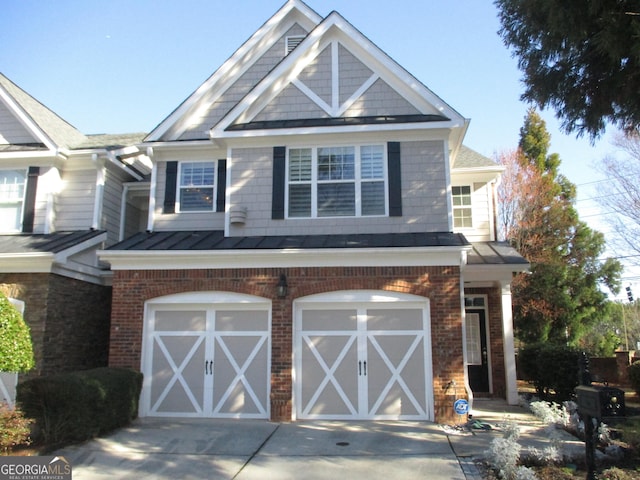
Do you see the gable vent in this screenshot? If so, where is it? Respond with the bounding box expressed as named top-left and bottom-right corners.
top-left (286, 35), bottom-right (305, 54)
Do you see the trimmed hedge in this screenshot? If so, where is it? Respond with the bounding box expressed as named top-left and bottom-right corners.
top-left (518, 343), bottom-right (580, 401)
top-left (16, 367), bottom-right (142, 445)
top-left (629, 361), bottom-right (640, 397)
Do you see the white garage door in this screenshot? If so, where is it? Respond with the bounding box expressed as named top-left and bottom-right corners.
top-left (294, 291), bottom-right (433, 421)
top-left (141, 293), bottom-right (271, 419)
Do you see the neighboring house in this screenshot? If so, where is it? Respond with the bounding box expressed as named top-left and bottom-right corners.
top-left (0, 73), bottom-right (151, 404)
top-left (97, 0), bottom-right (528, 424)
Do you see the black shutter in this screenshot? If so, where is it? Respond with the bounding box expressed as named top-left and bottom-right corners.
top-left (22, 166), bottom-right (39, 233)
top-left (387, 142), bottom-right (402, 217)
top-left (216, 159), bottom-right (227, 212)
top-left (272, 146), bottom-right (286, 219)
top-left (163, 161), bottom-right (178, 214)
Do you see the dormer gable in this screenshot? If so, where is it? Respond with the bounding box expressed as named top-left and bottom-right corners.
top-left (215, 11), bottom-right (464, 140)
top-left (146, 0), bottom-right (323, 142)
top-left (0, 73), bottom-right (87, 154)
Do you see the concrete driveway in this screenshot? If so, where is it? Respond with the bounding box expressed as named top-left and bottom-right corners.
top-left (53, 418), bottom-right (474, 480)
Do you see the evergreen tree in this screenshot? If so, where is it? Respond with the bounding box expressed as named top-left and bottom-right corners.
top-left (505, 109), bottom-right (622, 344)
top-left (495, 0), bottom-right (640, 139)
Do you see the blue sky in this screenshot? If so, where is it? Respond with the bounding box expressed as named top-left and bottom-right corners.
top-left (2, 1), bottom-right (634, 288)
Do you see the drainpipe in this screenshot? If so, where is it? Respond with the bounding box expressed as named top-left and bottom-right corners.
top-left (91, 153), bottom-right (106, 230)
top-left (146, 147), bottom-right (156, 232)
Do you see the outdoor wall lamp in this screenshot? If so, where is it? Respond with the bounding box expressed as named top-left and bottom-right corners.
top-left (277, 273), bottom-right (288, 298)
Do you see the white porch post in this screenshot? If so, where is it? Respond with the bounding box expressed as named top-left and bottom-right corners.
top-left (500, 281), bottom-right (518, 404)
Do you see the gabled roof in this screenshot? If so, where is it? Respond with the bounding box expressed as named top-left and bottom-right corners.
top-left (453, 146), bottom-right (498, 169)
top-left (0, 73), bottom-right (87, 151)
top-left (146, 0), bottom-right (323, 142)
top-left (145, 0), bottom-right (468, 151)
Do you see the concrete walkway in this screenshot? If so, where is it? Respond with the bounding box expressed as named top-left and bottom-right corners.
top-left (53, 400), bottom-right (586, 480)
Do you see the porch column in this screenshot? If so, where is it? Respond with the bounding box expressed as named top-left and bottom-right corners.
top-left (500, 281), bottom-right (518, 404)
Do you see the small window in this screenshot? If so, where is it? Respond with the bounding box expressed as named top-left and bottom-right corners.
top-left (452, 185), bottom-right (472, 228)
top-left (0, 169), bottom-right (26, 232)
top-left (178, 162), bottom-right (215, 212)
top-left (286, 35), bottom-right (305, 54)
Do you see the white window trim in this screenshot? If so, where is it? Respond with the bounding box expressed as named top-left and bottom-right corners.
top-left (0, 169), bottom-right (27, 233)
top-left (176, 160), bottom-right (216, 213)
top-left (452, 184), bottom-right (473, 229)
top-left (285, 144), bottom-right (388, 219)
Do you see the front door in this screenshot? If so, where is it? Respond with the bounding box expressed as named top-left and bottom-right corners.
top-left (466, 308), bottom-right (490, 393)
top-left (295, 296), bottom-right (432, 421)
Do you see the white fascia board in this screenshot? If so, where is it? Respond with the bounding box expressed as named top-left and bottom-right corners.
top-left (146, 2), bottom-right (322, 142)
top-left (53, 232), bottom-right (108, 264)
top-left (99, 246), bottom-right (469, 271)
top-left (0, 253), bottom-right (55, 273)
top-left (213, 119), bottom-right (462, 142)
top-left (0, 151), bottom-right (59, 162)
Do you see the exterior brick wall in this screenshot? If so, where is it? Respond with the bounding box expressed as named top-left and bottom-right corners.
top-left (0, 273), bottom-right (111, 379)
top-left (109, 265), bottom-right (466, 424)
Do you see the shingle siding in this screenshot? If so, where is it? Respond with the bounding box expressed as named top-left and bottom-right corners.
top-left (55, 169), bottom-right (96, 231)
top-left (178, 24), bottom-right (309, 141)
top-left (0, 101), bottom-right (36, 144)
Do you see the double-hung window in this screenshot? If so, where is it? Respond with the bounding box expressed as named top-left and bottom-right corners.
top-left (178, 161), bottom-right (215, 212)
top-left (0, 170), bottom-right (26, 232)
top-left (287, 145), bottom-right (386, 218)
top-left (452, 185), bottom-right (472, 228)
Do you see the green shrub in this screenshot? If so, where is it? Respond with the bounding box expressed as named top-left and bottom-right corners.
top-left (518, 343), bottom-right (580, 401)
top-left (0, 292), bottom-right (34, 373)
top-left (629, 361), bottom-right (640, 397)
top-left (16, 367), bottom-right (142, 445)
top-left (0, 402), bottom-right (32, 454)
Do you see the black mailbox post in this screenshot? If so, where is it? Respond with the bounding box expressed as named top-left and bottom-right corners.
top-left (575, 353), bottom-right (626, 480)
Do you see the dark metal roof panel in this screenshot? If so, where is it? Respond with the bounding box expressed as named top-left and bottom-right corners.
top-left (0, 230), bottom-right (106, 254)
top-left (107, 230), bottom-right (470, 252)
top-left (467, 242), bottom-right (528, 266)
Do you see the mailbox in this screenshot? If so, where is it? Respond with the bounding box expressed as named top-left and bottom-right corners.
top-left (575, 385), bottom-right (625, 419)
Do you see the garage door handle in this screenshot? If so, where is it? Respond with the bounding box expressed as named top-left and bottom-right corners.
top-left (205, 360), bottom-right (213, 375)
top-left (363, 361), bottom-right (367, 376)
top-left (359, 361), bottom-right (362, 375)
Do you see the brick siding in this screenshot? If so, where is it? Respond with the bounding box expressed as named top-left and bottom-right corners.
top-left (109, 265), bottom-right (466, 424)
top-left (0, 273), bottom-right (111, 379)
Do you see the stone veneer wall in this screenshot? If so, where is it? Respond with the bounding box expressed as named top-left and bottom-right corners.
top-left (0, 273), bottom-right (111, 379)
top-left (108, 265), bottom-right (466, 424)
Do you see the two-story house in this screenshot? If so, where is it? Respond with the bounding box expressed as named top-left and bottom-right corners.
top-left (97, 0), bottom-right (528, 424)
top-left (0, 73), bottom-right (151, 404)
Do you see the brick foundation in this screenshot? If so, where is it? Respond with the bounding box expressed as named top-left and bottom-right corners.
top-left (109, 265), bottom-right (467, 424)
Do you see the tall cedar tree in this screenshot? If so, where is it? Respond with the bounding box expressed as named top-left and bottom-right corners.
top-left (495, 0), bottom-right (640, 139)
top-left (503, 109), bottom-right (622, 345)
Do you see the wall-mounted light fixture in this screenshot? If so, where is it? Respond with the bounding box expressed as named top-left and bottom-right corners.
top-left (277, 273), bottom-right (288, 298)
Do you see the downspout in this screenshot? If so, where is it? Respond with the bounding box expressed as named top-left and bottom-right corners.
top-left (119, 184), bottom-right (130, 242)
top-left (460, 250), bottom-right (474, 413)
top-left (91, 154), bottom-right (106, 230)
top-left (146, 147), bottom-right (156, 232)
